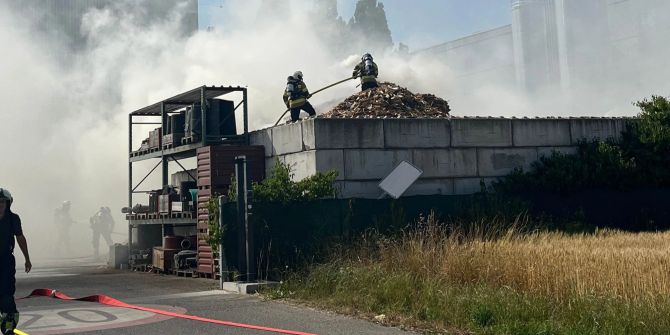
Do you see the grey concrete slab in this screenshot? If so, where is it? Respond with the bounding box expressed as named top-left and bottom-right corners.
top-left (249, 128), bottom-right (274, 157)
top-left (477, 148), bottom-right (538, 177)
top-left (264, 157), bottom-right (281, 178)
top-left (343, 149), bottom-right (412, 180)
top-left (412, 149), bottom-right (478, 178)
top-left (281, 151), bottom-right (316, 181)
top-left (537, 146), bottom-right (578, 158)
top-left (271, 122), bottom-right (304, 155)
top-left (570, 118), bottom-right (628, 144)
top-left (383, 119), bottom-right (450, 148)
top-left (315, 149), bottom-right (345, 181)
top-left (306, 119), bottom-right (384, 149)
top-left (512, 119), bottom-right (572, 146)
top-left (451, 118), bottom-right (513, 147)
top-left (405, 179), bottom-right (455, 196)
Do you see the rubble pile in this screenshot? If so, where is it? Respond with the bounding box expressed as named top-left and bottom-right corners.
top-left (321, 82), bottom-right (451, 119)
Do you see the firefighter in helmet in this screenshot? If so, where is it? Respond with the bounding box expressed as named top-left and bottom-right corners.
top-left (353, 53), bottom-right (379, 91)
top-left (283, 71), bottom-right (316, 122)
top-left (0, 188), bottom-right (31, 335)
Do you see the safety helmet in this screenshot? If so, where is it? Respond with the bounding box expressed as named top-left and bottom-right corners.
top-left (293, 71), bottom-right (303, 80)
top-left (287, 76), bottom-right (294, 82)
top-left (0, 188), bottom-right (13, 205)
top-left (63, 200), bottom-right (71, 208)
top-left (362, 53), bottom-right (373, 61)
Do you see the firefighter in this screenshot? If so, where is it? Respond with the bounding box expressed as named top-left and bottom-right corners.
top-left (283, 71), bottom-right (316, 122)
top-left (54, 200), bottom-right (74, 256)
top-left (0, 188), bottom-right (31, 335)
top-left (90, 207), bottom-right (114, 258)
top-left (353, 53), bottom-right (379, 91)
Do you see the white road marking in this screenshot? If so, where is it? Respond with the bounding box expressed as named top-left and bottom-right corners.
top-left (18, 304), bottom-right (186, 335)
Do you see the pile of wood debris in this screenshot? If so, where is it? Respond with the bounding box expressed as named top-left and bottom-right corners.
top-left (320, 82), bottom-right (450, 119)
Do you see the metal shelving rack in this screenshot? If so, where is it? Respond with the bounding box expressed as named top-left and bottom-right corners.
top-left (127, 85), bottom-right (249, 249)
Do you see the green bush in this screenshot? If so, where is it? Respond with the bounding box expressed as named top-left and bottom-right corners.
top-left (235, 159), bottom-right (339, 203)
top-left (496, 95), bottom-right (670, 193)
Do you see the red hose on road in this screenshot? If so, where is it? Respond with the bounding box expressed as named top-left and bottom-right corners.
top-left (19, 289), bottom-right (317, 335)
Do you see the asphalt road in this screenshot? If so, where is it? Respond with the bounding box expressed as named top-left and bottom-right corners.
top-left (14, 258), bottom-right (414, 335)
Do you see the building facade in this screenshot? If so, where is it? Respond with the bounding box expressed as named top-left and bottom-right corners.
top-left (415, 0), bottom-right (670, 114)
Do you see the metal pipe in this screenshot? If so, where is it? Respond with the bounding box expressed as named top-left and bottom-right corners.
top-left (243, 89), bottom-right (249, 145)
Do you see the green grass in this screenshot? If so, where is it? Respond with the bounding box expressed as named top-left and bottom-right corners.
top-left (268, 263), bottom-right (670, 334)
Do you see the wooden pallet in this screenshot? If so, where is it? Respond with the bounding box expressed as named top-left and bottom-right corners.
top-left (163, 143), bottom-right (174, 150)
top-left (181, 136), bottom-right (196, 145)
top-left (175, 269), bottom-right (196, 278)
top-left (197, 271), bottom-right (221, 280)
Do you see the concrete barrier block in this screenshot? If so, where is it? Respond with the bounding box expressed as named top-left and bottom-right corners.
top-left (383, 119), bottom-right (450, 148)
top-left (315, 150), bottom-right (345, 181)
top-left (308, 119), bottom-right (384, 149)
top-left (478, 148), bottom-right (538, 177)
top-left (451, 118), bottom-right (512, 147)
top-left (281, 151), bottom-right (316, 181)
top-left (249, 128), bottom-right (274, 157)
top-left (512, 119), bottom-right (571, 146)
top-left (570, 118), bottom-right (628, 144)
top-left (301, 118), bottom-right (316, 150)
top-left (336, 181), bottom-right (380, 199)
top-left (412, 149), bottom-right (477, 178)
top-left (344, 149), bottom-right (412, 180)
top-left (537, 146), bottom-right (578, 158)
top-left (264, 157), bottom-right (281, 178)
top-left (271, 122), bottom-right (304, 155)
top-left (405, 179), bottom-right (455, 196)
top-left (453, 178), bottom-right (497, 195)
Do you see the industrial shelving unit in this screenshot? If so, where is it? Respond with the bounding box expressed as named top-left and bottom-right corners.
top-left (126, 85), bottom-right (249, 257)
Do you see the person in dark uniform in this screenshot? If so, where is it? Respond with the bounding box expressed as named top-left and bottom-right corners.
top-left (0, 188), bottom-right (31, 334)
top-left (283, 71), bottom-right (316, 122)
top-left (90, 206), bottom-right (114, 258)
top-left (353, 53), bottom-right (379, 91)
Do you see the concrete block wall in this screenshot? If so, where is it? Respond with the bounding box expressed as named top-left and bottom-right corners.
top-left (250, 117), bottom-right (632, 198)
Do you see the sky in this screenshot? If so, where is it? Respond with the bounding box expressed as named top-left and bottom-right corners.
top-left (198, 0), bottom-right (512, 51)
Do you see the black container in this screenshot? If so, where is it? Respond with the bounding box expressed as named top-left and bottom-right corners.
top-left (185, 99), bottom-right (236, 139)
top-left (179, 181), bottom-right (197, 202)
top-left (169, 113), bottom-right (186, 135)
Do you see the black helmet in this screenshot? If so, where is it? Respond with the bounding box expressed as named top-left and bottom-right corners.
top-left (287, 76), bottom-right (294, 82)
top-left (362, 53), bottom-right (373, 61)
top-left (0, 188), bottom-right (13, 206)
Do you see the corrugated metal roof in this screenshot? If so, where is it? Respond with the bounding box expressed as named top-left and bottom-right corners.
top-left (130, 85), bottom-right (245, 116)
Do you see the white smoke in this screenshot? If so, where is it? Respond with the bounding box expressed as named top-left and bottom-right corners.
top-left (1, 0), bottom-right (668, 262)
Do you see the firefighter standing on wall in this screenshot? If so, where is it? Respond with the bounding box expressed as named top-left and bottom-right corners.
top-left (0, 188), bottom-right (31, 335)
top-left (353, 53), bottom-right (379, 91)
top-left (90, 206), bottom-right (114, 259)
top-left (283, 71), bottom-right (316, 122)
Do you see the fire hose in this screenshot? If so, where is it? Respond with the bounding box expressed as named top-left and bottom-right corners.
top-left (273, 76), bottom-right (355, 126)
top-left (16, 289), bottom-right (317, 335)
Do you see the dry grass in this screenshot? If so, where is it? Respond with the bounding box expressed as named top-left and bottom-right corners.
top-left (377, 213), bottom-right (670, 303)
top-left (273, 213), bottom-right (670, 334)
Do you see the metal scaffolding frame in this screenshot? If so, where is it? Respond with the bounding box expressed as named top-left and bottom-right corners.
top-left (127, 85), bottom-right (250, 248)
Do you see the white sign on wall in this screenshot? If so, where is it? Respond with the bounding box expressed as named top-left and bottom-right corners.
top-left (378, 161), bottom-right (423, 199)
